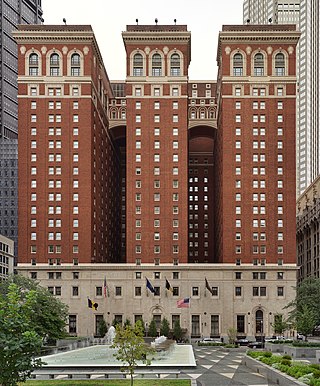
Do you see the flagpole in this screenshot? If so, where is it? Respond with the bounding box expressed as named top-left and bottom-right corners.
top-left (189, 297), bottom-right (191, 344)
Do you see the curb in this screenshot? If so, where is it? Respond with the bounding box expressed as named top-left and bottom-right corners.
top-left (242, 355), bottom-right (306, 386)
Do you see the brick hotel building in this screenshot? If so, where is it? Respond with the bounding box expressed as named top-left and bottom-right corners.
top-left (14, 24), bottom-right (299, 340)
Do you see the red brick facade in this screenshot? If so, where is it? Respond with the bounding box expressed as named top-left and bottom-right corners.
top-left (15, 24), bottom-right (299, 267)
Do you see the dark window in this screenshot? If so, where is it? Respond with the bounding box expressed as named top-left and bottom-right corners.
top-left (96, 286), bottom-right (102, 296)
top-left (173, 272), bottom-right (179, 279)
top-left (30, 272), bottom-right (37, 279)
top-left (71, 53), bottom-right (81, 76)
top-left (152, 53), bottom-right (162, 76)
top-left (133, 53), bottom-right (143, 76)
top-left (237, 315), bottom-right (245, 333)
top-left (277, 287), bottom-right (284, 296)
top-left (233, 53), bottom-right (243, 76)
top-left (69, 315), bottom-right (77, 334)
top-left (235, 272), bottom-right (242, 280)
top-left (254, 53), bottom-right (264, 76)
top-left (172, 314), bottom-right (180, 328)
top-left (72, 286), bottom-right (79, 296)
top-left (211, 315), bottom-right (219, 335)
top-left (73, 271), bottom-right (79, 279)
top-left (212, 287), bottom-right (218, 296)
top-left (170, 53), bottom-right (181, 76)
top-left (235, 286), bottom-right (242, 296)
top-left (154, 286), bottom-right (160, 296)
top-left (192, 286), bottom-right (199, 296)
top-left (115, 286), bottom-right (122, 296)
top-left (135, 271), bottom-right (142, 279)
top-left (154, 272), bottom-right (160, 279)
top-left (275, 53), bottom-right (285, 76)
top-left (253, 286), bottom-right (259, 296)
top-left (172, 287), bottom-right (179, 296)
top-left (135, 286), bottom-right (142, 296)
top-left (277, 272), bottom-right (284, 280)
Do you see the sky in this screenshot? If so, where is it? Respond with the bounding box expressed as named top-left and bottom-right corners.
top-left (43, 0), bottom-right (244, 81)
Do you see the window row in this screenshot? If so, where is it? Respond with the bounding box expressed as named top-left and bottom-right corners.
top-left (135, 245), bottom-right (179, 254)
top-left (135, 127), bottom-right (179, 136)
top-left (28, 51), bottom-right (82, 77)
top-left (132, 52), bottom-right (183, 77)
top-left (232, 51), bottom-right (287, 77)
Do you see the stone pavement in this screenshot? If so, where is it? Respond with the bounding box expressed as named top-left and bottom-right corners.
top-left (178, 345), bottom-right (277, 386)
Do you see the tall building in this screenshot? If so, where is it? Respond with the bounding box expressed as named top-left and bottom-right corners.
top-left (0, 0), bottom-right (43, 255)
top-left (243, 0), bottom-right (320, 196)
top-left (14, 25), bottom-right (122, 266)
top-left (15, 23), bottom-right (299, 340)
top-left (0, 234), bottom-right (14, 278)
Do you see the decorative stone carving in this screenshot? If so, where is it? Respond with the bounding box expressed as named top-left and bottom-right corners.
top-left (41, 46), bottom-right (47, 54)
top-left (246, 46), bottom-right (252, 55)
top-left (62, 46), bottom-right (68, 55)
top-left (163, 46), bottom-right (169, 55)
top-left (144, 46), bottom-right (150, 55)
top-left (83, 46), bottom-right (89, 55)
top-left (267, 46), bottom-right (273, 55)
top-left (225, 46), bottom-right (231, 55)
top-left (288, 46), bottom-right (294, 55)
top-left (20, 46), bottom-right (26, 55)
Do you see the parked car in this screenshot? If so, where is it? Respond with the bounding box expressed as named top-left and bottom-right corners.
top-left (247, 341), bottom-right (264, 348)
top-left (236, 338), bottom-right (250, 346)
top-left (198, 337), bottom-right (221, 343)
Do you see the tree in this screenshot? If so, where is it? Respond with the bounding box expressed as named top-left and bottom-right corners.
top-left (148, 319), bottom-right (157, 337)
top-left (0, 283), bottom-right (44, 386)
top-left (272, 314), bottom-right (288, 335)
top-left (287, 277), bottom-right (320, 328)
top-left (0, 275), bottom-right (68, 342)
top-left (111, 321), bottom-right (154, 386)
top-left (160, 317), bottom-right (170, 337)
top-left (296, 305), bottom-right (317, 340)
top-left (97, 318), bottom-right (108, 337)
top-left (124, 318), bottom-right (131, 327)
top-left (227, 327), bottom-right (237, 345)
top-left (173, 320), bottom-right (183, 342)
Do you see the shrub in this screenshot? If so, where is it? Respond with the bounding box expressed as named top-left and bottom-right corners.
top-left (280, 358), bottom-right (292, 366)
top-left (263, 351), bottom-right (272, 357)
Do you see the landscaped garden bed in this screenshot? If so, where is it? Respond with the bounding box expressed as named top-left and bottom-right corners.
top-left (247, 350), bottom-right (320, 385)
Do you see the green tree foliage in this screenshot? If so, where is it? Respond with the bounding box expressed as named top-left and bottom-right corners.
top-left (124, 318), bottom-right (131, 327)
top-left (160, 317), bottom-right (170, 337)
top-left (111, 321), bottom-right (154, 386)
top-left (0, 275), bottom-right (68, 342)
top-left (227, 327), bottom-right (237, 345)
top-left (272, 314), bottom-right (288, 335)
top-left (0, 283), bottom-right (44, 386)
top-left (173, 320), bottom-right (183, 342)
top-left (296, 305), bottom-right (317, 340)
top-left (148, 319), bottom-right (157, 337)
top-left (287, 277), bottom-right (320, 334)
top-left (97, 318), bottom-right (108, 337)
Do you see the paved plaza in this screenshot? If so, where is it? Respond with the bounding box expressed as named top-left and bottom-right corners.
top-left (181, 346), bottom-right (276, 386)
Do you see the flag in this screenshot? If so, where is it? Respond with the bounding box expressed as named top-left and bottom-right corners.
top-left (88, 298), bottom-right (99, 310)
top-left (146, 278), bottom-right (156, 294)
top-left (165, 278), bottom-right (173, 292)
top-left (205, 277), bottom-right (214, 295)
top-left (177, 297), bottom-right (190, 308)
top-left (103, 276), bottom-right (109, 298)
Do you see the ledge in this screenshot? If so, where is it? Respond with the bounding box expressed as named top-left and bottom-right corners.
top-left (242, 355), bottom-right (305, 386)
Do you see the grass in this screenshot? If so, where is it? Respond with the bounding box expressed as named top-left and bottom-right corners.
top-left (23, 380), bottom-right (191, 385)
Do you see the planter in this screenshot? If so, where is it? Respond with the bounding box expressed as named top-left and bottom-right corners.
top-left (243, 355), bottom-right (305, 386)
top-left (283, 345), bottom-right (317, 359)
top-left (265, 342), bottom-right (284, 353)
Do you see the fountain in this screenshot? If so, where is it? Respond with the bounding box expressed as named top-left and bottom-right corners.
top-left (105, 325), bottom-right (116, 344)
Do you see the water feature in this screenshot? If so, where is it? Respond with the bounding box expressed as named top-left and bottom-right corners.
top-left (40, 343), bottom-right (196, 368)
top-left (105, 325), bottom-right (116, 344)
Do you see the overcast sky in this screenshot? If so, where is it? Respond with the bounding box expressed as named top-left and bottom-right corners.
top-left (43, 0), bottom-right (243, 81)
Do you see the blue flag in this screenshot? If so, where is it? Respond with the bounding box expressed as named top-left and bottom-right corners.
top-left (146, 278), bottom-right (155, 294)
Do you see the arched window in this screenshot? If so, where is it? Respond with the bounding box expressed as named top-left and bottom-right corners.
top-left (133, 53), bottom-right (143, 76)
top-left (275, 53), bottom-right (285, 76)
top-left (255, 309), bottom-right (263, 334)
top-left (152, 53), bottom-right (162, 76)
top-left (50, 53), bottom-right (60, 76)
top-left (254, 53), bottom-right (264, 76)
top-left (71, 53), bottom-right (81, 76)
top-left (29, 53), bottom-right (39, 76)
top-left (233, 53), bottom-right (243, 76)
top-left (170, 53), bottom-right (181, 76)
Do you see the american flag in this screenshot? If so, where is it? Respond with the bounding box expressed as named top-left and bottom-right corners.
top-left (177, 297), bottom-right (190, 308)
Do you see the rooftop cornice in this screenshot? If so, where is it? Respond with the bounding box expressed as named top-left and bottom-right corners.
top-left (122, 31), bottom-right (191, 44)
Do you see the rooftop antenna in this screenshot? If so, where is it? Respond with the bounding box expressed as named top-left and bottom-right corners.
top-left (155, 18), bottom-right (158, 25)
top-left (63, 18), bottom-right (66, 25)
top-left (136, 18), bottom-right (138, 25)
top-left (174, 19), bottom-right (177, 25)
